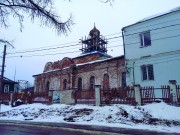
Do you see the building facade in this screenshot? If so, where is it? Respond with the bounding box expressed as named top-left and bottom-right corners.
top-left (122, 7), bottom-right (180, 87)
top-left (0, 76), bottom-right (18, 93)
top-left (33, 26), bottom-right (125, 94)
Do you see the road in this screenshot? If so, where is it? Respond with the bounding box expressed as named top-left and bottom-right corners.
top-left (0, 123), bottom-right (127, 135)
top-left (0, 120), bottom-right (179, 135)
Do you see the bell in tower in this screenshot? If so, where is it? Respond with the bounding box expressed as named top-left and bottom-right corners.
top-left (80, 24), bottom-right (108, 54)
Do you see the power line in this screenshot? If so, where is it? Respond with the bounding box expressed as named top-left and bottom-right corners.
top-left (5, 19), bottom-right (180, 58)
top-left (123, 23), bottom-right (180, 37)
top-left (7, 50), bottom-right (81, 58)
top-left (7, 22), bottom-right (180, 56)
top-left (8, 43), bottom-right (81, 55)
top-left (105, 18), bottom-right (180, 36)
top-left (128, 51), bottom-right (180, 65)
top-left (123, 18), bottom-right (180, 32)
top-left (7, 19), bottom-right (180, 55)
top-left (9, 40), bottom-right (80, 53)
top-left (128, 57), bottom-right (180, 68)
top-left (125, 34), bottom-right (180, 46)
top-left (6, 33), bottom-right (180, 58)
top-left (7, 43), bottom-right (123, 58)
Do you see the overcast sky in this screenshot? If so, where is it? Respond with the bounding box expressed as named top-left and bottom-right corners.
top-left (1, 0), bottom-right (180, 85)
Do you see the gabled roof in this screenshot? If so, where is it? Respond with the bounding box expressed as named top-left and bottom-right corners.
top-left (0, 75), bottom-right (18, 84)
top-left (122, 6), bottom-right (180, 30)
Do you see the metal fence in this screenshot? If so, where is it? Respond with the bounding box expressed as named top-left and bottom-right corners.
top-left (1, 84), bottom-right (180, 106)
top-left (0, 92), bottom-right (52, 105)
top-left (75, 89), bottom-right (95, 104)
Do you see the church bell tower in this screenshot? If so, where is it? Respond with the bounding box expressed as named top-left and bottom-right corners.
top-left (80, 24), bottom-right (108, 54)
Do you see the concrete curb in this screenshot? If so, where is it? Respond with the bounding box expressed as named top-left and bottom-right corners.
top-left (0, 120), bottom-right (179, 135)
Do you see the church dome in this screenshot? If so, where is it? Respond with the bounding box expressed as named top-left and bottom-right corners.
top-left (89, 25), bottom-right (100, 37)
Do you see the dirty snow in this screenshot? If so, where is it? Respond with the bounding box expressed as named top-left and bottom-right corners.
top-left (0, 102), bottom-right (180, 133)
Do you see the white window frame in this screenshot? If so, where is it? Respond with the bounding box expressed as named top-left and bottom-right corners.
top-left (141, 64), bottom-right (154, 81)
top-left (4, 85), bottom-right (10, 93)
top-left (139, 31), bottom-right (151, 47)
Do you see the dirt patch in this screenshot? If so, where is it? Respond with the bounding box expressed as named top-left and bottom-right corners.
top-left (64, 108), bottom-right (93, 122)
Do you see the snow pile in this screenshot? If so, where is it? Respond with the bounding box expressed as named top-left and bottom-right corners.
top-left (0, 102), bottom-right (180, 133)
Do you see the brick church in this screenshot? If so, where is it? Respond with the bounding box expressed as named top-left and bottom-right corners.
top-left (33, 26), bottom-right (126, 93)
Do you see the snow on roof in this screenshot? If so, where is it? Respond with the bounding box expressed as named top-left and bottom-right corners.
top-left (76, 58), bottom-right (111, 67)
top-left (122, 6), bottom-right (180, 30)
top-left (137, 6), bottom-right (180, 23)
top-left (33, 67), bottom-right (70, 76)
top-left (76, 55), bottom-right (124, 67)
top-left (33, 55), bottom-right (124, 76)
top-left (76, 50), bottom-right (111, 58)
top-left (0, 75), bottom-right (18, 84)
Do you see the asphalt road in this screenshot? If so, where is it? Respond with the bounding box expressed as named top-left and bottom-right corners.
top-left (0, 120), bottom-right (179, 135)
top-left (0, 123), bottom-right (127, 135)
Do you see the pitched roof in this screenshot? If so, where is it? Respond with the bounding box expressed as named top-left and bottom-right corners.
top-left (122, 6), bottom-right (180, 30)
top-left (137, 6), bottom-right (180, 23)
top-left (0, 75), bottom-right (18, 84)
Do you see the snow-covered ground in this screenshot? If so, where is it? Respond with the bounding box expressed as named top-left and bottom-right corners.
top-left (0, 102), bottom-right (180, 133)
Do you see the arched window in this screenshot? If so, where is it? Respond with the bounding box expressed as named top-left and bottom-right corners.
top-left (46, 81), bottom-right (50, 92)
top-left (103, 74), bottom-right (109, 90)
top-left (121, 72), bottom-right (126, 87)
top-left (90, 76), bottom-right (95, 90)
top-left (78, 77), bottom-right (82, 91)
top-left (63, 79), bottom-right (67, 90)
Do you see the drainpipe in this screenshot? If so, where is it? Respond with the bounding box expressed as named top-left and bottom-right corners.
top-left (121, 31), bottom-right (125, 57)
top-left (133, 61), bottom-right (135, 86)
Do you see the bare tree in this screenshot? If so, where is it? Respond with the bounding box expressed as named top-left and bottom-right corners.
top-left (0, 0), bottom-right (114, 45)
top-left (0, 0), bottom-right (73, 35)
top-left (0, 39), bottom-right (13, 47)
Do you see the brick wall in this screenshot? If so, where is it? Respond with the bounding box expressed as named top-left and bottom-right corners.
top-left (33, 54), bottom-right (125, 93)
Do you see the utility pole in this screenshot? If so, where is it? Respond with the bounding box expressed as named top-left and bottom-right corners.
top-left (0, 44), bottom-right (7, 111)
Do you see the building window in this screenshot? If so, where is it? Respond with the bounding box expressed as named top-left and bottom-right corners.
top-left (78, 77), bottom-right (82, 91)
top-left (103, 74), bottom-right (109, 90)
top-left (46, 81), bottom-right (50, 92)
top-left (141, 64), bottom-right (154, 81)
top-left (63, 79), bottom-right (67, 90)
top-left (121, 72), bottom-right (126, 87)
top-left (90, 76), bottom-right (95, 90)
top-left (4, 85), bottom-right (9, 93)
top-left (140, 31), bottom-right (151, 47)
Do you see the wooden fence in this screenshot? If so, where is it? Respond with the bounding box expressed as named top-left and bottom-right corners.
top-left (1, 93), bottom-right (10, 104)
top-left (140, 86), bottom-right (170, 104)
top-left (177, 85), bottom-right (180, 103)
top-left (100, 87), bottom-right (136, 105)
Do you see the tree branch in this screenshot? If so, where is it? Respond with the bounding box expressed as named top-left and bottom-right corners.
top-left (0, 0), bottom-right (73, 35)
top-left (0, 39), bottom-right (14, 48)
